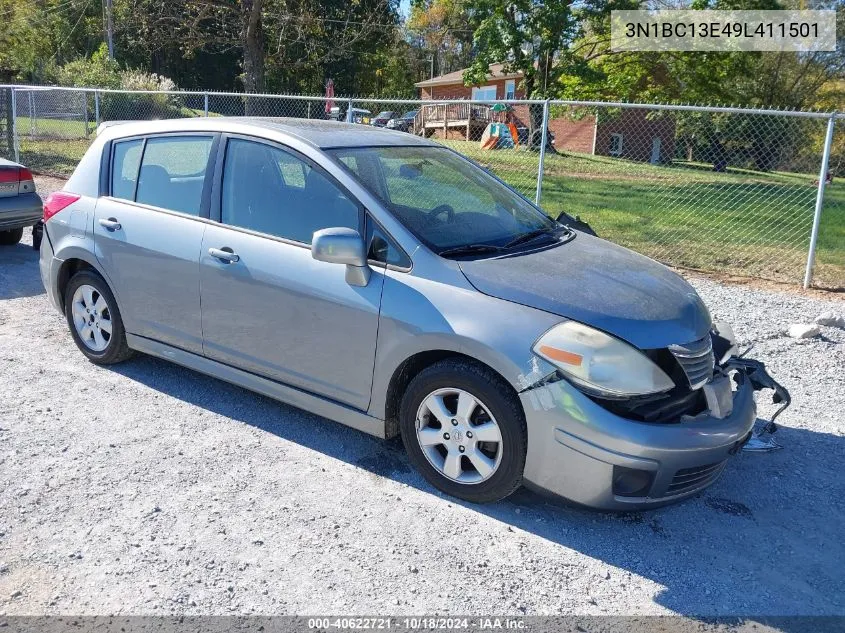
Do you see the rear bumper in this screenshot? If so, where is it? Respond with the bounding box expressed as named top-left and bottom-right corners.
top-left (520, 372), bottom-right (757, 510)
top-left (0, 193), bottom-right (42, 230)
top-left (39, 229), bottom-right (64, 312)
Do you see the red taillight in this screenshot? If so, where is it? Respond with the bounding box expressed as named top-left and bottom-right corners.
top-left (0, 167), bottom-right (36, 194)
top-left (43, 191), bottom-right (80, 222)
top-left (0, 168), bottom-right (18, 183)
top-left (17, 167), bottom-right (35, 194)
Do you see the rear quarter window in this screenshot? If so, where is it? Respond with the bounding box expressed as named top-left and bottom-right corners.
top-left (111, 139), bottom-right (143, 201)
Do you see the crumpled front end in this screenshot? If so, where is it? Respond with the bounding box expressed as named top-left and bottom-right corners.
top-left (519, 322), bottom-right (789, 510)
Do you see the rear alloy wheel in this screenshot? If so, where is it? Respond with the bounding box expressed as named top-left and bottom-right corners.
top-left (0, 228), bottom-right (23, 245)
top-left (71, 284), bottom-right (113, 352)
top-left (64, 270), bottom-right (133, 365)
top-left (400, 359), bottom-right (527, 503)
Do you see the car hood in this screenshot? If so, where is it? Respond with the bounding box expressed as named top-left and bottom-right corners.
top-left (458, 233), bottom-right (712, 350)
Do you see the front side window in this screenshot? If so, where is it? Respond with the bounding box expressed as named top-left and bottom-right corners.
top-left (221, 138), bottom-right (359, 244)
top-left (135, 136), bottom-right (213, 215)
top-left (329, 146), bottom-right (555, 254)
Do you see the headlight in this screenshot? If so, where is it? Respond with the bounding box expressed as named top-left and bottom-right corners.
top-left (532, 321), bottom-right (674, 397)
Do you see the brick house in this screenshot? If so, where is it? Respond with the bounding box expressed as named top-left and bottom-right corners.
top-left (414, 65), bottom-right (675, 163)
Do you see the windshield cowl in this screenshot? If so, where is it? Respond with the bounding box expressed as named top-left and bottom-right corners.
top-left (439, 227), bottom-right (574, 259)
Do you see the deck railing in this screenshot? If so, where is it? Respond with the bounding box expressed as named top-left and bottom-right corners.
top-left (416, 103), bottom-right (492, 132)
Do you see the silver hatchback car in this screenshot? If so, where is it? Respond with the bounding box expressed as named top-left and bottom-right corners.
top-left (40, 118), bottom-right (787, 509)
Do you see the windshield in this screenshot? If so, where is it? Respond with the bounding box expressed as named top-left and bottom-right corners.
top-left (376, 111), bottom-right (394, 119)
top-left (402, 111), bottom-right (417, 119)
top-left (328, 146), bottom-right (557, 253)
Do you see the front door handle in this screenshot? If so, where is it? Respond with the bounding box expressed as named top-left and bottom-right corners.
top-left (208, 247), bottom-right (240, 263)
top-left (98, 217), bottom-right (121, 231)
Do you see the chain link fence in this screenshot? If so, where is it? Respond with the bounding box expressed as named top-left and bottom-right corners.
top-left (0, 85), bottom-right (841, 289)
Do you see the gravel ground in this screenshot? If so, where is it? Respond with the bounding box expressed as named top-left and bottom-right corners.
top-left (0, 177), bottom-right (843, 617)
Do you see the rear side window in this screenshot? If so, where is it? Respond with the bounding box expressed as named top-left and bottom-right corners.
top-left (111, 140), bottom-right (143, 201)
top-left (132, 136), bottom-right (213, 216)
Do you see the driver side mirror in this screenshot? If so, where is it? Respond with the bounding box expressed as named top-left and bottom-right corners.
top-left (311, 227), bottom-right (371, 287)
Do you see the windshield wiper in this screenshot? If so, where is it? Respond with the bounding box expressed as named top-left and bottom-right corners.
top-left (504, 226), bottom-right (566, 249)
top-left (438, 244), bottom-right (509, 258)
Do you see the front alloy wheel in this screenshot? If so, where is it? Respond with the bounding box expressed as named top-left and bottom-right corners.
top-left (415, 388), bottom-right (504, 484)
top-left (400, 359), bottom-right (527, 503)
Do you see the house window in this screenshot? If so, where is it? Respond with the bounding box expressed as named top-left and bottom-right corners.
top-left (471, 85), bottom-right (498, 101)
top-left (505, 79), bottom-right (516, 100)
top-left (609, 133), bottom-right (623, 156)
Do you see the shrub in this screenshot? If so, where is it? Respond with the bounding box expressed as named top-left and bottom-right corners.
top-left (107, 70), bottom-right (180, 120)
top-left (52, 47), bottom-right (182, 121)
top-left (56, 45), bottom-right (121, 89)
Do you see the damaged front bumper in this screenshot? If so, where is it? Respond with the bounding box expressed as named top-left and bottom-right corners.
top-left (519, 357), bottom-right (788, 511)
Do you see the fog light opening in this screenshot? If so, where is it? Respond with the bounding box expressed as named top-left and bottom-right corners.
top-left (612, 466), bottom-right (655, 498)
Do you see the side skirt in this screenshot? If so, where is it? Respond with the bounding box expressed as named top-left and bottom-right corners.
top-left (126, 334), bottom-right (387, 439)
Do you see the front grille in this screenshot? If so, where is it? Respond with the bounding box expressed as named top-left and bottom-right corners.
top-left (666, 461), bottom-right (726, 496)
top-left (669, 336), bottom-right (715, 390)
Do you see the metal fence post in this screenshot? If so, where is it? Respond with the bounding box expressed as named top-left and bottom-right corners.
top-left (28, 90), bottom-right (35, 138)
top-left (83, 91), bottom-right (90, 137)
top-left (802, 113), bottom-right (836, 289)
top-left (346, 97), bottom-right (353, 123)
top-left (94, 90), bottom-right (100, 126)
top-left (535, 99), bottom-right (550, 206)
top-left (204, 92), bottom-right (209, 117)
top-left (10, 88), bottom-right (18, 163)
top-left (3, 87), bottom-right (14, 160)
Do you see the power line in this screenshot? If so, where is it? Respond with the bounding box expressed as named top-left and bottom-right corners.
top-left (3, 0), bottom-right (82, 36)
top-left (52, 0), bottom-right (94, 59)
top-left (104, 0), bottom-right (114, 59)
top-left (1, 0), bottom-right (79, 25)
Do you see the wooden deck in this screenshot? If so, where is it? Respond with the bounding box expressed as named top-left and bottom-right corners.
top-left (414, 103), bottom-right (492, 139)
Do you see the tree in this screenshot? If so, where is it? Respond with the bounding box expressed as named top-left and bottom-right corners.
top-left (118, 0), bottom-right (400, 100)
top-left (242, 0), bottom-right (266, 94)
top-left (463, 0), bottom-right (617, 149)
top-left (407, 0), bottom-right (474, 77)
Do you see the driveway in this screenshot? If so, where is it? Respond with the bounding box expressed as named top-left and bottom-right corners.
top-left (0, 178), bottom-right (843, 617)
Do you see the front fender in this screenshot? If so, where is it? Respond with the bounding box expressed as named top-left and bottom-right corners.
top-left (368, 270), bottom-right (560, 420)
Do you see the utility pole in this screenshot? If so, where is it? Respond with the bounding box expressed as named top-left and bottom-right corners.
top-left (104, 0), bottom-right (114, 60)
top-left (428, 56), bottom-right (434, 80)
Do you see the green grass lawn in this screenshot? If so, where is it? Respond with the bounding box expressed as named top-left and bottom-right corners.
top-left (15, 117), bottom-right (92, 139)
top-left (441, 139), bottom-right (844, 288)
top-left (12, 132), bottom-right (844, 288)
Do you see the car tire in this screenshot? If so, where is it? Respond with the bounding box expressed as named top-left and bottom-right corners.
top-left (0, 228), bottom-right (23, 245)
top-left (64, 270), bottom-right (133, 365)
top-left (32, 221), bottom-right (43, 250)
top-left (399, 358), bottom-right (527, 503)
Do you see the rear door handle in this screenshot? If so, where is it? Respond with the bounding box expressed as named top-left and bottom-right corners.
top-left (98, 217), bottom-right (121, 231)
top-left (208, 247), bottom-right (240, 263)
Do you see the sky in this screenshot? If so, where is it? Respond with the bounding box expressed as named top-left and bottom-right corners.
top-left (399, 0), bottom-right (411, 18)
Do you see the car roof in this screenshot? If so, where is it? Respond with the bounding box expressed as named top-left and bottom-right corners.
top-left (101, 117), bottom-right (438, 149)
